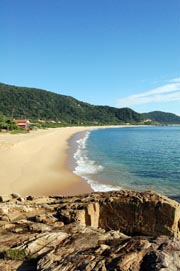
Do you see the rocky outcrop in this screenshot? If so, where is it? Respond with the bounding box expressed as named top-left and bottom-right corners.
top-left (0, 190), bottom-right (179, 271)
top-left (56, 190), bottom-right (180, 237)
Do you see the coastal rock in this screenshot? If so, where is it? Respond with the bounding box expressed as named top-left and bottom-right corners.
top-left (99, 191), bottom-right (180, 237)
top-left (0, 194), bottom-right (12, 202)
top-left (56, 190), bottom-right (180, 237)
top-left (34, 214), bottom-right (58, 224)
top-left (0, 190), bottom-right (179, 271)
top-left (36, 234), bottom-right (180, 271)
top-left (17, 232), bottom-right (69, 256)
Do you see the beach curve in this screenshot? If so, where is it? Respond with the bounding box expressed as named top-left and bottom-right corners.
top-left (0, 127), bottom-right (95, 196)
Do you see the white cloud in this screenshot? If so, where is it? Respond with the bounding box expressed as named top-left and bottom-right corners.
top-left (169, 77), bottom-right (180, 83)
top-left (117, 77), bottom-right (180, 108)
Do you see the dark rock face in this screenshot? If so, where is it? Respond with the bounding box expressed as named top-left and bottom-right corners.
top-left (0, 190), bottom-right (179, 271)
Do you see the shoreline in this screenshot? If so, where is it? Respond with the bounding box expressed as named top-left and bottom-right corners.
top-left (0, 125), bottom-right (124, 197)
top-left (1, 126), bottom-right (180, 202)
top-left (67, 130), bottom-right (88, 173)
top-left (0, 127), bottom-right (96, 196)
top-left (70, 125), bottom-right (180, 203)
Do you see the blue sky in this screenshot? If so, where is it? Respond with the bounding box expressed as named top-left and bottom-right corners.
top-left (1, 0), bottom-right (180, 114)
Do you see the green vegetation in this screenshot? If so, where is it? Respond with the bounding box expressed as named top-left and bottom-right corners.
top-left (0, 83), bottom-right (145, 126)
top-left (2, 82), bottom-right (179, 127)
top-left (143, 111), bottom-right (180, 124)
top-left (3, 248), bottom-right (27, 261)
top-left (0, 114), bottom-right (18, 131)
top-left (0, 248), bottom-right (39, 267)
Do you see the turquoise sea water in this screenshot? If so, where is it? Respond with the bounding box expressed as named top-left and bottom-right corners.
top-left (73, 126), bottom-right (180, 201)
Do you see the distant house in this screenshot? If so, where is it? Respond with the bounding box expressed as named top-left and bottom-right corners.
top-left (15, 120), bottom-right (30, 130)
top-left (144, 119), bottom-right (152, 123)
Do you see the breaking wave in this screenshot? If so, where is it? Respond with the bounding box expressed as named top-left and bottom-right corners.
top-left (73, 131), bottom-right (121, 192)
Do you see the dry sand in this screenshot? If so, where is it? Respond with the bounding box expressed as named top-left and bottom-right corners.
top-left (0, 127), bottom-right (94, 196)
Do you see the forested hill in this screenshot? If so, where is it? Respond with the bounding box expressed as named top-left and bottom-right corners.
top-left (143, 111), bottom-right (180, 124)
top-left (0, 83), bottom-right (145, 125)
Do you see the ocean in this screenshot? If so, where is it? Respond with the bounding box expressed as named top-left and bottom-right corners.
top-left (72, 126), bottom-right (180, 202)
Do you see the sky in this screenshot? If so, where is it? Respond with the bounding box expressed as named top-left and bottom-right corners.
top-left (1, 0), bottom-right (180, 115)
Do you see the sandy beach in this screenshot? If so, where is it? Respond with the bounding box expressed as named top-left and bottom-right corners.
top-left (0, 127), bottom-right (94, 196)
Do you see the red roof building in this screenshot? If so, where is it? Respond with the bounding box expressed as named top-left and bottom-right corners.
top-left (15, 120), bottom-right (30, 129)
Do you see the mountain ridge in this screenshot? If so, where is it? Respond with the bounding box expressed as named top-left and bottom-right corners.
top-left (0, 82), bottom-right (145, 125)
top-left (144, 110), bottom-right (180, 124)
top-left (1, 82), bottom-right (180, 125)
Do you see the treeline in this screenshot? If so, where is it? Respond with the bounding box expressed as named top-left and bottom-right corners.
top-left (0, 115), bottom-right (18, 131)
top-left (0, 83), bottom-right (145, 125)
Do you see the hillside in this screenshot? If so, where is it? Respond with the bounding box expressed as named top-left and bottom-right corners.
top-left (0, 83), bottom-right (144, 125)
top-left (144, 111), bottom-right (180, 124)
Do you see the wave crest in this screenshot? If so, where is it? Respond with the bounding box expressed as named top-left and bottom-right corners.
top-left (73, 131), bottom-right (121, 192)
top-left (74, 131), bottom-right (104, 176)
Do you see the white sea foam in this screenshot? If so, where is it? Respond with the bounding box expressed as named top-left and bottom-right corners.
top-left (73, 131), bottom-right (121, 192)
top-left (86, 179), bottom-right (122, 192)
top-left (74, 131), bottom-right (104, 176)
